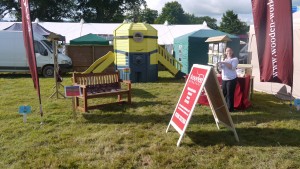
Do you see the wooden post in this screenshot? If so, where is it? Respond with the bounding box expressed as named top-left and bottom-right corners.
top-left (48, 33), bottom-right (65, 99)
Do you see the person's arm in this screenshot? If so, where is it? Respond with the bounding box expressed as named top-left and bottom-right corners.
top-left (231, 58), bottom-right (239, 70)
top-left (218, 61), bottom-right (232, 69)
top-left (218, 58), bottom-right (238, 70)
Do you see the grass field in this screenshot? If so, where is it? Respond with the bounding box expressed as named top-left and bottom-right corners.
top-left (0, 71), bottom-right (300, 168)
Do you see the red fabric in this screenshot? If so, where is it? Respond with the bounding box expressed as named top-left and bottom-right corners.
top-left (251, 0), bottom-right (293, 87)
top-left (21, 0), bottom-right (43, 116)
top-left (198, 76), bottom-right (251, 110)
top-left (21, 0), bottom-right (40, 90)
top-left (198, 91), bottom-right (209, 106)
top-left (233, 76), bottom-right (251, 110)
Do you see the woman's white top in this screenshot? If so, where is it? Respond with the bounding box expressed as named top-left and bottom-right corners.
top-left (221, 57), bottom-right (239, 80)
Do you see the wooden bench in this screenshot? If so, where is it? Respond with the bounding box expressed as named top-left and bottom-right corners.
top-left (72, 72), bottom-right (131, 112)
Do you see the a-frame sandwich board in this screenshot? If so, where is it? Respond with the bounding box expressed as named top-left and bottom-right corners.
top-left (166, 64), bottom-right (239, 146)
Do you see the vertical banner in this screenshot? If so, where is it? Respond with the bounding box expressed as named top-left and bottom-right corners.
top-left (21, 0), bottom-right (43, 116)
top-left (251, 0), bottom-right (293, 87)
top-left (166, 64), bottom-right (211, 146)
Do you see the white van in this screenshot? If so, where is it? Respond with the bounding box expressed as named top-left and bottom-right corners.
top-left (0, 31), bottom-right (72, 77)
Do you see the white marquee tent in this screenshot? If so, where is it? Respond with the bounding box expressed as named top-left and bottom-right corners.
top-left (0, 21), bottom-right (210, 45)
top-left (249, 11), bottom-right (300, 99)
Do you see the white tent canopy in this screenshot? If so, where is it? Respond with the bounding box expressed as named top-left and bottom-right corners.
top-left (249, 11), bottom-right (300, 99)
top-left (0, 22), bottom-right (15, 30)
top-left (0, 21), bottom-right (210, 44)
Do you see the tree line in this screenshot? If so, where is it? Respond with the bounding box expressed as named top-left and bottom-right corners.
top-left (1, 1), bottom-right (248, 35)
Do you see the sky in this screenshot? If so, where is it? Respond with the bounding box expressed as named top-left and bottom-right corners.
top-left (145, 0), bottom-right (300, 25)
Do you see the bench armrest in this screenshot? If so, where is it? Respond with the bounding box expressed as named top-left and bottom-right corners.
top-left (122, 80), bottom-right (131, 84)
top-left (121, 80), bottom-right (131, 90)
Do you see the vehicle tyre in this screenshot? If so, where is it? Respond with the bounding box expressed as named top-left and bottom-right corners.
top-left (42, 65), bottom-right (54, 77)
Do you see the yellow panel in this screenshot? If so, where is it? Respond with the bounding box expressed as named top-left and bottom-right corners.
top-left (114, 23), bottom-right (157, 37)
top-left (116, 58), bottom-right (127, 65)
top-left (150, 53), bottom-right (158, 65)
top-left (115, 53), bottom-right (126, 59)
top-left (114, 22), bottom-right (158, 54)
top-left (82, 51), bottom-right (115, 74)
top-left (115, 54), bottom-right (127, 66)
top-left (127, 39), bottom-right (157, 52)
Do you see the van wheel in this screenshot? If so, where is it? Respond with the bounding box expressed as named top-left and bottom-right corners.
top-left (42, 66), bottom-right (54, 77)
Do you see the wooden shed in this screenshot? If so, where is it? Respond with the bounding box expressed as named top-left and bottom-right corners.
top-left (66, 34), bottom-right (113, 72)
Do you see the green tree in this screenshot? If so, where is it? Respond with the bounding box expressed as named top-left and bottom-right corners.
top-left (0, 0), bottom-right (20, 19)
top-left (1, 0), bottom-right (76, 22)
top-left (30, 0), bottom-right (76, 21)
top-left (76, 0), bottom-right (146, 23)
top-left (186, 14), bottom-right (218, 29)
top-left (126, 7), bottom-right (158, 24)
top-left (139, 8), bottom-right (158, 24)
top-left (155, 1), bottom-right (188, 24)
top-left (124, 4), bottom-right (142, 23)
top-left (219, 10), bottom-right (249, 35)
top-left (1, 0), bottom-right (146, 22)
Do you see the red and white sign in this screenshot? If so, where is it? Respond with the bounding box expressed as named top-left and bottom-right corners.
top-left (167, 64), bottom-right (211, 146)
top-left (64, 86), bottom-right (82, 97)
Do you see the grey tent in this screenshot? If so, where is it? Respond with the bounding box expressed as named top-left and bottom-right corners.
top-left (4, 23), bottom-right (65, 41)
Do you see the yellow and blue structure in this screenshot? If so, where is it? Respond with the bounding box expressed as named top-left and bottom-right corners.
top-left (113, 23), bottom-right (158, 82)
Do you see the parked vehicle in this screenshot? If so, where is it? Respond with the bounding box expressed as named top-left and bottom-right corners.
top-left (0, 31), bottom-right (72, 77)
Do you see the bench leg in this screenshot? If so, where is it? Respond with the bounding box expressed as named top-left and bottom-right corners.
top-left (128, 91), bottom-right (131, 104)
top-left (74, 97), bottom-right (79, 110)
top-left (83, 97), bottom-right (88, 112)
top-left (118, 94), bottom-right (122, 102)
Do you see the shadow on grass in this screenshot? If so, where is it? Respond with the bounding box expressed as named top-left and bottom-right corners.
top-left (131, 88), bottom-right (157, 98)
top-left (81, 107), bottom-right (234, 126)
top-left (230, 112), bottom-right (300, 125)
top-left (0, 73), bottom-right (33, 78)
top-left (0, 73), bottom-right (72, 79)
top-left (157, 76), bottom-right (185, 84)
top-left (81, 102), bottom-right (299, 126)
top-left (186, 127), bottom-right (300, 147)
top-left (82, 112), bottom-right (171, 124)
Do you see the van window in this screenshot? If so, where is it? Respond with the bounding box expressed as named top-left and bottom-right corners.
top-left (41, 40), bottom-right (54, 53)
top-left (34, 40), bottom-right (46, 54)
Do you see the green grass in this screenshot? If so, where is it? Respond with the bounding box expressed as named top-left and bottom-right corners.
top-left (1, 71), bottom-right (300, 168)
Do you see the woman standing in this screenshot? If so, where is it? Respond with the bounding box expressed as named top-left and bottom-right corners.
top-left (217, 47), bottom-right (239, 112)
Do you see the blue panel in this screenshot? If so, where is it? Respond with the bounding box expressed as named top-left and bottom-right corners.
top-left (19, 105), bottom-right (31, 114)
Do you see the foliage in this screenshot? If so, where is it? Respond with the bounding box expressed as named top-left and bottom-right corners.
top-left (1, 0), bottom-right (76, 22)
top-left (219, 10), bottom-right (249, 35)
top-left (76, 0), bottom-right (146, 23)
top-left (155, 1), bottom-right (188, 24)
top-left (1, 0), bottom-right (146, 22)
top-left (155, 2), bottom-right (218, 26)
top-left (125, 7), bottom-right (158, 24)
top-left (140, 8), bottom-right (158, 24)
top-left (1, 0), bottom-right (220, 26)
top-left (30, 0), bottom-right (76, 22)
top-left (0, 71), bottom-right (300, 168)
top-left (186, 14), bottom-right (218, 29)
top-left (0, 0), bottom-right (19, 21)
top-left (124, 2), bottom-right (143, 23)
